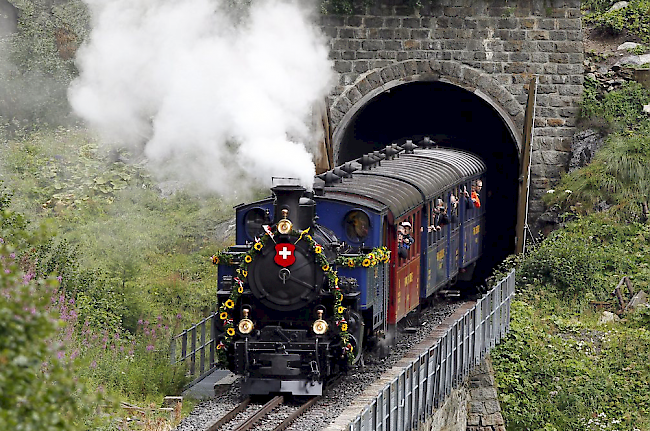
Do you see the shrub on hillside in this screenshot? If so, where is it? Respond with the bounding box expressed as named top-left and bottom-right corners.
top-left (0, 244), bottom-right (101, 430)
top-left (544, 122), bottom-right (650, 222)
top-left (584, 0), bottom-right (650, 42)
top-left (492, 300), bottom-right (650, 430)
top-left (519, 215), bottom-right (649, 299)
top-left (580, 81), bottom-right (650, 133)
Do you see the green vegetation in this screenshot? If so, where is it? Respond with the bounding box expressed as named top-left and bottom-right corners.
top-left (492, 217), bottom-right (650, 430)
top-left (583, 0), bottom-right (650, 42)
top-left (547, 81), bottom-right (650, 222)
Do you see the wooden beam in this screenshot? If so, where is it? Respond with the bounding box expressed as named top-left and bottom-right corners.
top-left (515, 77), bottom-right (537, 255)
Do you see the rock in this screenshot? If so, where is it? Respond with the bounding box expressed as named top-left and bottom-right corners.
top-left (615, 54), bottom-right (650, 67)
top-left (569, 129), bottom-right (605, 172)
top-left (213, 218), bottom-right (236, 244)
top-left (628, 290), bottom-right (648, 310)
top-left (644, 104), bottom-right (650, 115)
top-left (608, 1), bottom-right (629, 11)
top-left (599, 311), bottom-right (620, 324)
top-left (617, 42), bottom-right (640, 51)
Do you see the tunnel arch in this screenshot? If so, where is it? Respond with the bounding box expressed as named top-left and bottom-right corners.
top-left (330, 60), bottom-right (525, 161)
top-left (329, 59), bottom-right (524, 281)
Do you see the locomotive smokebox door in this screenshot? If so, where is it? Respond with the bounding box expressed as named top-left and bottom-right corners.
top-left (248, 239), bottom-right (324, 311)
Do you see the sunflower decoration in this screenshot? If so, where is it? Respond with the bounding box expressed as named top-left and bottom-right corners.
top-left (211, 251), bottom-right (236, 266)
top-left (253, 241), bottom-right (263, 251)
top-left (335, 246), bottom-right (390, 268)
top-left (227, 327), bottom-right (236, 336)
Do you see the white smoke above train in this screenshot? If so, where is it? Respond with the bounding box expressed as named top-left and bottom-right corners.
top-left (68, 0), bottom-right (334, 195)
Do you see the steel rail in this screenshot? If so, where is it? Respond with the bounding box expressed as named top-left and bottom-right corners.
top-left (273, 396), bottom-right (320, 431)
top-left (233, 396), bottom-right (284, 431)
top-left (206, 398), bottom-right (251, 431)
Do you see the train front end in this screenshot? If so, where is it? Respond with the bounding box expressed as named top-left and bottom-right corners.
top-left (215, 183), bottom-right (362, 395)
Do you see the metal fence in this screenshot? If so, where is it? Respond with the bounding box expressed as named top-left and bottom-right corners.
top-left (170, 312), bottom-right (219, 384)
top-left (347, 270), bottom-right (515, 431)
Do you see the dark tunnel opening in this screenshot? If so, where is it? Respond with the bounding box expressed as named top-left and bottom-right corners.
top-left (335, 81), bottom-right (520, 285)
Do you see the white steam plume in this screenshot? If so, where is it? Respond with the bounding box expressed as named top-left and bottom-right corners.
top-left (69, 0), bottom-right (334, 194)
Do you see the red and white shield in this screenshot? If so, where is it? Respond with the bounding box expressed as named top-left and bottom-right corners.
top-left (274, 243), bottom-right (296, 267)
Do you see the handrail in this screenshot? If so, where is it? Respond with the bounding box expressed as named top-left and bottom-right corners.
top-left (170, 312), bottom-right (219, 384)
top-left (347, 270), bottom-right (516, 431)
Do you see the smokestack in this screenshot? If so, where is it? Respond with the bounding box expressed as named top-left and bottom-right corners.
top-left (271, 184), bottom-right (306, 231)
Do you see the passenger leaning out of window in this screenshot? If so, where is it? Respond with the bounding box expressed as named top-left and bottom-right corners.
top-left (398, 221), bottom-right (414, 259)
top-left (429, 199), bottom-right (449, 232)
top-left (464, 180), bottom-right (482, 209)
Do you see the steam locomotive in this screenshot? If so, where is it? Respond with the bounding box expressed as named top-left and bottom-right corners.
top-left (213, 139), bottom-right (486, 396)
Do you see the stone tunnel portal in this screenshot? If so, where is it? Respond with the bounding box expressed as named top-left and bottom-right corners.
top-left (335, 81), bottom-right (520, 282)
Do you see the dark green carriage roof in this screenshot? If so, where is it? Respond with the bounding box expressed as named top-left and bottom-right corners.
top-left (322, 147), bottom-right (486, 219)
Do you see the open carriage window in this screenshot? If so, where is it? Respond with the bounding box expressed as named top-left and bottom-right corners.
top-left (397, 216), bottom-right (415, 260)
top-left (450, 187), bottom-right (460, 228)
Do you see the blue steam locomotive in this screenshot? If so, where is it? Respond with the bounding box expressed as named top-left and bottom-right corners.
top-left (214, 139), bottom-right (486, 395)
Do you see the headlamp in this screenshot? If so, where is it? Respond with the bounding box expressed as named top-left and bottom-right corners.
top-left (277, 219), bottom-right (292, 235)
top-left (313, 319), bottom-right (328, 335)
top-left (238, 308), bottom-right (254, 334)
top-left (238, 318), bottom-right (254, 334)
top-left (312, 309), bottom-right (328, 335)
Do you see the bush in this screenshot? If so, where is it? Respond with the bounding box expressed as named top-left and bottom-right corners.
top-left (0, 244), bottom-right (101, 430)
top-left (584, 0), bottom-right (650, 42)
top-left (521, 216), bottom-right (635, 299)
top-left (544, 122), bottom-right (650, 222)
top-left (580, 81), bottom-right (650, 133)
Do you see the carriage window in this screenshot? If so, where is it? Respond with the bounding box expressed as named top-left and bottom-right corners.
top-left (465, 179), bottom-right (483, 219)
top-left (450, 188), bottom-right (460, 228)
top-left (344, 210), bottom-right (370, 242)
top-left (397, 216), bottom-right (415, 261)
top-left (244, 208), bottom-right (271, 240)
top-left (428, 202), bottom-right (436, 245)
top-left (431, 196), bottom-right (448, 241)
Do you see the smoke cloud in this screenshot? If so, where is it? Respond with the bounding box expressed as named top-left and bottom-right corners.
top-left (69, 0), bottom-right (334, 195)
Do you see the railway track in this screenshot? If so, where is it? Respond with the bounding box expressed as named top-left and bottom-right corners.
top-left (207, 395), bottom-right (320, 431)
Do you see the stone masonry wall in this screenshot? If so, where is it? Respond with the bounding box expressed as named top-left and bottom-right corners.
top-left (466, 356), bottom-right (505, 431)
top-left (320, 0), bottom-right (584, 219)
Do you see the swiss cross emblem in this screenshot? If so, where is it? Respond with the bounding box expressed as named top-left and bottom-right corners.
top-left (274, 243), bottom-right (296, 267)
